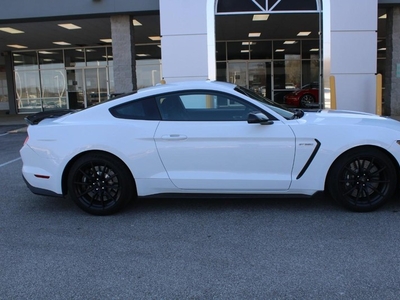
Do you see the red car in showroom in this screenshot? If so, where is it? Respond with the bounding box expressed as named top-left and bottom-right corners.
top-left (284, 82), bottom-right (319, 108)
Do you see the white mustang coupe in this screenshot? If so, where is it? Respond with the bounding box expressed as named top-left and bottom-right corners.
top-left (20, 81), bottom-right (400, 215)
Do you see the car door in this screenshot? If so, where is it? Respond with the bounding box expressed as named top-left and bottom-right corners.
top-left (154, 91), bottom-right (296, 191)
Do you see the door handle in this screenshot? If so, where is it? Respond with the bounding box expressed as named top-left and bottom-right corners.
top-left (161, 134), bottom-right (187, 140)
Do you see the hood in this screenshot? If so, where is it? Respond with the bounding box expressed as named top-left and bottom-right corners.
top-left (299, 109), bottom-right (400, 129)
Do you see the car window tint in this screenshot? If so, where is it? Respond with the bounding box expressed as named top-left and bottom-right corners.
top-left (109, 97), bottom-right (161, 120)
top-left (156, 92), bottom-right (259, 121)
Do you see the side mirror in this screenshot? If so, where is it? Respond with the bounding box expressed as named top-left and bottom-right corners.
top-left (247, 112), bottom-right (274, 125)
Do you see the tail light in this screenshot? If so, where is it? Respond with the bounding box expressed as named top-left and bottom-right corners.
top-left (23, 136), bottom-right (29, 145)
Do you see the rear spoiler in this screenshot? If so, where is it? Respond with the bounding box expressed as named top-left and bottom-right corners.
top-left (25, 109), bottom-right (78, 125)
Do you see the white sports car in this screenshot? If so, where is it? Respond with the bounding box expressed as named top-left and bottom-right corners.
top-left (20, 81), bottom-right (400, 215)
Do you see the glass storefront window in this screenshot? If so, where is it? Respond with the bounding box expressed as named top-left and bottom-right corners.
top-left (216, 62), bottom-right (226, 82)
top-left (302, 57), bottom-right (319, 85)
top-left (0, 66), bottom-right (8, 110)
top-left (216, 42), bottom-right (226, 61)
top-left (228, 42), bottom-right (251, 60)
top-left (250, 41), bottom-right (272, 60)
top-left (39, 50), bottom-right (64, 67)
top-left (228, 62), bottom-right (247, 86)
top-left (273, 59), bottom-right (301, 90)
top-left (40, 69), bottom-right (67, 110)
top-left (136, 59), bottom-right (162, 89)
top-left (273, 40), bottom-right (300, 59)
top-left (135, 45), bottom-right (161, 60)
top-left (301, 40), bottom-right (320, 59)
top-left (13, 52), bottom-right (38, 71)
top-left (15, 70), bottom-right (41, 113)
top-left (86, 48), bottom-right (107, 67)
top-left (65, 48), bottom-right (85, 68)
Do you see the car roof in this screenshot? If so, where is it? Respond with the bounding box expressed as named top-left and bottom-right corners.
top-left (136, 80), bottom-right (237, 96)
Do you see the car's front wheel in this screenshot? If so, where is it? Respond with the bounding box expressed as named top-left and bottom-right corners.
top-left (68, 152), bottom-right (135, 215)
top-left (327, 147), bottom-right (397, 212)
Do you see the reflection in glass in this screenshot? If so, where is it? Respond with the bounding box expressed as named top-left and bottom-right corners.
top-left (39, 50), bottom-right (64, 68)
top-left (86, 48), bottom-right (107, 67)
top-left (13, 52), bottom-right (38, 71)
top-left (0, 69), bottom-right (8, 106)
top-left (136, 59), bottom-right (162, 89)
top-left (228, 62), bottom-right (247, 87)
top-left (65, 48), bottom-right (85, 68)
top-left (41, 69), bottom-right (67, 110)
top-left (85, 68), bottom-right (108, 105)
top-left (15, 70), bottom-right (41, 113)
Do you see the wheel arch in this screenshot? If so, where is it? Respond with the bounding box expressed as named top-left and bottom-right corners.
top-left (61, 150), bottom-right (137, 196)
top-left (324, 145), bottom-right (400, 192)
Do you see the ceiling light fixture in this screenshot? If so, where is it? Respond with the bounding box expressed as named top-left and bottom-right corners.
top-left (133, 19), bottom-right (142, 26)
top-left (248, 32), bottom-right (261, 38)
top-left (137, 54), bottom-right (150, 57)
top-left (148, 36), bottom-right (161, 41)
top-left (100, 38), bottom-right (112, 43)
top-left (53, 41), bottom-right (71, 46)
top-left (242, 42), bottom-right (256, 45)
top-left (284, 41), bottom-right (297, 44)
top-left (379, 14), bottom-right (387, 19)
top-left (310, 48), bottom-right (319, 52)
top-left (58, 23), bottom-right (81, 30)
top-left (7, 44), bottom-right (27, 49)
top-left (252, 14), bottom-right (269, 21)
top-left (297, 31), bottom-right (311, 36)
top-left (275, 49), bottom-right (285, 52)
top-left (0, 27), bottom-right (24, 34)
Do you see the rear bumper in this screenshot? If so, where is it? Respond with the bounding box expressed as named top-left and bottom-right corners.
top-left (22, 174), bottom-right (63, 197)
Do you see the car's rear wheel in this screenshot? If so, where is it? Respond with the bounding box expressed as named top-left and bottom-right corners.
top-left (327, 147), bottom-right (397, 212)
top-left (300, 94), bottom-right (316, 108)
top-left (68, 153), bottom-right (135, 215)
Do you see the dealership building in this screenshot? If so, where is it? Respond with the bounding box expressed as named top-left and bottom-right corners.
top-left (0, 0), bottom-right (399, 115)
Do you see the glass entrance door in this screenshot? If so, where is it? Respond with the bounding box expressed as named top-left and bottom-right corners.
top-left (85, 68), bottom-right (108, 106)
top-left (66, 67), bottom-right (109, 109)
top-left (228, 61), bottom-right (272, 99)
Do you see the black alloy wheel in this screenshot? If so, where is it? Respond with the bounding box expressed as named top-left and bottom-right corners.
top-left (300, 94), bottom-right (315, 108)
top-left (328, 148), bottom-right (397, 212)
top-left (68, 153), bottom-right (135, 215)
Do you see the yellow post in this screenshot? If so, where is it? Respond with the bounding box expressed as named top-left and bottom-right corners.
top-left (376, 73), bottom-right (383, 116)
top-left (329, 75), bottom-right (337, 110)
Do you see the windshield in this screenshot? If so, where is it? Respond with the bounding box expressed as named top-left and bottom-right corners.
top-left (234, 86), bottom-right (297, 119)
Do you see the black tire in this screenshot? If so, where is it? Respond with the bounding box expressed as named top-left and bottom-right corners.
top-left (327, 147), bottom-right (397, 212)
top-left (68, 153), bottom-right (135, 215)
top-left (300, 94), bottom-right (315, 108)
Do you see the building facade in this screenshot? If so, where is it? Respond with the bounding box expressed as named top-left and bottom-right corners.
top-left (0, 0), bottom-right (398, 115)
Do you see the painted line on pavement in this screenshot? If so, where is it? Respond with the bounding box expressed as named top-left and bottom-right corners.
top-left (0, 132), bottom-right (9, 137)
top-left (0, 157), bottom-right (21, 168)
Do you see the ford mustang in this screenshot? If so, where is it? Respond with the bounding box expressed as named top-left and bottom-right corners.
top-left (20, 81), bottom-right (400, 215)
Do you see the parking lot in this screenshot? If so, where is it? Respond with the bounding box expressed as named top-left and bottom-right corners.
top-left (2, 126), bottom-right (400, 299)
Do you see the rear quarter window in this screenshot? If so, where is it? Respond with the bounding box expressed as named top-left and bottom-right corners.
top-left (109, 97), bottom-right (161, 120)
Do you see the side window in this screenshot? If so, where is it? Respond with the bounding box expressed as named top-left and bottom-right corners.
top-left (157, 91), bottom-right (259, 121)
top-left (109, 97), bottom-right (160, 120)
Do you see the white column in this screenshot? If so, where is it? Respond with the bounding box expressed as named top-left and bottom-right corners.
top-left (323, 0), bottom-right (378, 113)
top-left (160, 0), bottom-right (216, 83)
